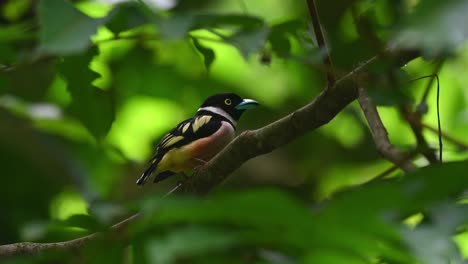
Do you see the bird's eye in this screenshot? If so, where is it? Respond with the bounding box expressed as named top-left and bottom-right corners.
top-left (224, 99), bottom-right (232, 105)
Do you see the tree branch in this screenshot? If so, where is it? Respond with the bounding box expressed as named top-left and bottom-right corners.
top-left (401, 107), bottom-right (438, 163)
top-left (306, 0), bottom-right (335, 86)
top-left (0, 213), bottom-right (140, 258)
top-left (0, 48), bottom-right (420, 258)
top-left (358, 86), bottom-right (417, 172)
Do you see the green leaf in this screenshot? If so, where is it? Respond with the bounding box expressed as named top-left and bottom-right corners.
top-left (0, 22), bottom-right (36, 64)
top-left (82, 238), bottom-right (125, 264)
top-left (0, 109), bottom-right (71, 242)
top-left (2, 0), bottom-right (33, 22)
top-left (194, 14), bottom-right (264, 29)
top-left (144, 226), bottom-right (240, 264)
top-left (192, 38), bottom-right (215, 71)
top-left (402, 204), bottom-right (468, 264)
top-left (324, 161), bottom-right (468, 216)
top-left (158, 13), bottom-right (195, 40)
top-left (303, 251), bottom-right (369, 264)
top-left (0, 44), bottom-right (17, 65)
top-left (59, 214), bottom-right (103, 231)
top-left (105, 3), bottom-right (149, 34)
top-left (137, 189), bottom-right (316, 253)
top-left (38, 0), bottom-right (108, 55)
top-left (143, 190), bottom-right (312, 230)
top-left (269, 31), bottom-right (290, 58)
top-left (0, 59), bottom-right (56, 101)
top-left (228, 27), bottom-right (270, 59)
top-left (109, 46), bottom-right (189, 106)
top-left (157, 13), bottom-right (265, 41)
top-left (368, 87), bottom-right (413, 106)
top-left (58, 48), bottom-right (114, 139)
top-left (135, 161), bottom-right (468, 263)
top-left (392, 0), bottom-right (468, 57)
top-left (268, 20), bottom-right (306, 58)
top-left (0, 22), bottom-right (35, 42)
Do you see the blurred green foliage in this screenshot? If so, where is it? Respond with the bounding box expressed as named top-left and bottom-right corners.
top-left (0, 0), bottom-right (467, 263)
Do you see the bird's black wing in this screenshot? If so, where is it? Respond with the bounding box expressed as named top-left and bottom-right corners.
top-left (154, 115), bottom-right (223, 159)
top-left (136, 115), bottom-right (222, 185)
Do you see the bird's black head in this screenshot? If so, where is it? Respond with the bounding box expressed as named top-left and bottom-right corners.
top-left (198, 93), bottom-right (259, 121)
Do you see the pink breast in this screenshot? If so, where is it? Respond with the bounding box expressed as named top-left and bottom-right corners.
top-left (190, 121), bottom-right (235, 161)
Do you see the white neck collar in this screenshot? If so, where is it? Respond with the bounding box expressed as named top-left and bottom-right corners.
top-left (197, 106), bottom-right (236, 126)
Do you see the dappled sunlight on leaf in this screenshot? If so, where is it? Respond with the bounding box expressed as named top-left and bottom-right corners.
top-left (106, 96), bottom-right (184, 161)
top-left (50, 190), bottom-right (88, 220)
top-left (454, 231), bottom-right (468, 259)
top-left (319, 104), bottom-right (365, 148)
top-left (59, 48), bottom-right (115, 139)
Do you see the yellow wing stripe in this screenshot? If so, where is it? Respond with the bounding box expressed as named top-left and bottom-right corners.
top-left (160, 134), bottom-right (173, 146)
top-left (192, 115), bottom-right (212, 133)
top-left (159, 115), bottom-right (212, 150)
top-left (181, 122), bottom-right (191, 133)
top-left (161, 135), bottom-right (184, 148)
top-left (192, 117), bottom-right (201, 132)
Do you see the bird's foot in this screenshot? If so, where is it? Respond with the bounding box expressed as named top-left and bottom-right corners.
top-left (193, 158), bottom-right (208, 175)
top-left (193, 165), bottom-right (205, 175)
top-left (193, 158), bottom-right (208, 165)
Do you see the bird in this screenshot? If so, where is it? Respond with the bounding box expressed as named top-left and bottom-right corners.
top-left (136, 93), bottom-right (259, 186)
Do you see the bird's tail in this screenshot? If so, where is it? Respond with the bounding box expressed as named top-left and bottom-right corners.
top-left (136, 160), bottom-right (159, 186)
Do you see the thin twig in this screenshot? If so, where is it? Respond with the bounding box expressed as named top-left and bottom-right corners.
top-left (401, 107), bottom-right (438, 164)
top-left (372, 165), bottom-right (399, 181)
top-left (435, 74), bottom-right (443, 161)
top-left (409, 62), bottom-right (445, 163)
top-left (418, 61), bottom-right (444, 109)
top-left (422, 123), bottom-right (468, 151)
top-left (336, 55), bottom-right (379, 86)
top-left (358, 87), bottom-right (417, 172)
top-left (370, 150), bottom-right (420, 182)
top-left (306, 0), bottom-right (335, 87)
top-left (409, 62), bottom-right (444, 163)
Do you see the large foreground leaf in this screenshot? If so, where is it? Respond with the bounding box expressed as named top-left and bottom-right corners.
top-left (38, 0), bottom-right (108, 55)
top-left (58, 48), bottom-right (114, 139)
top-left (133, 161), bottom-right (468, 263)
top-left (392, 0), bottom-right (468, 56)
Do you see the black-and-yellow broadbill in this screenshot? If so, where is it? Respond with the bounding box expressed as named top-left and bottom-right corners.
top-left (136, 93), bottom-right (258, 185)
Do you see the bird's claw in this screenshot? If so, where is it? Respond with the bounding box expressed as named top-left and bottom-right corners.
top-left (192, 158), bottom-right (208, 175)
top-left (193, 158), bottom-right (208, 165)
top-left (193, 165), bottom-right (206, 175)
